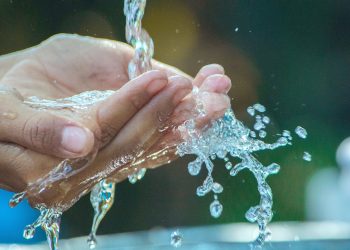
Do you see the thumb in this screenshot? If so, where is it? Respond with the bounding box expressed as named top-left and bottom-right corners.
top-left (0, 92), bottom-right (94, 158)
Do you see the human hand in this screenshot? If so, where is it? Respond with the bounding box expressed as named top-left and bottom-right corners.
top-left (0, 34), bottom-right (231, 209)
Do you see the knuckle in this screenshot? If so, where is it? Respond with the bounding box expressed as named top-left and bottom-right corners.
top-left (129, 93), bottom-right (146, 111)
top-left (99, 121), bottom-right (119, 145)
top-left (22, 114), bottom-right (58, 151)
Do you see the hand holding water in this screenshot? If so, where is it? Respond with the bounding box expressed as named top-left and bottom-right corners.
top-left (0, 34), bottom-right (231, 208)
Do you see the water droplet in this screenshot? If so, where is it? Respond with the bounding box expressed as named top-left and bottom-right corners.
top-left (250, 131), bottom-right (256, 138)
top-left (262, 116), bottom-right (270, 124)
top-left (225, 162), bottom-right (233, 170)
top-left (1, 111), bottom-right (17, 120)
top-left (210, 199), bottom-right (223, 218)
top-left (188, 160), bottom-right (201, 176)
top-left (170, 229), bottom-right (183, 248)
top-left (212, 182), bottom-right (223, 193)
top-left (266, 163), bottom-right (280, 175)
top-left (234, 27), bottom-right (239, 32)
top-left (303, 152), bottom-right (312, 162)
top-left (23, 226), bottom-right (35, 239)
top-left (282, 130), bottom-right (291, 138)
top-left (253, 103), bottom-right (266, 113)
top-left (254, 121), bottom-right (265, 131)
top-left (259, 130), bottom-right (267, 138)
top-left (230, 163), bottom-right (245, 176)
top-left (9, 191), bottom-right (26, 208)
top-left (128, 168), bottom-right (147, 184)
top-left (247, 106), bottom-right (255, 116)
top-left (295, 126), bottom-right (307, 139)
top-left (87, 234), bottom-right (97, 249)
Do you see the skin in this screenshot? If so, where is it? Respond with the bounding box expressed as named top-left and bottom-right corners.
top-left (0, 34), bottom-right (231, 209)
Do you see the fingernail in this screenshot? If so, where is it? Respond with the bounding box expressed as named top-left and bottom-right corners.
top-left (202, 74), bottom-right (231, 93)
top-left (199, 64), bottom-right (225, 75)
top-left (61, 126), bottom-right (89, 154)
top-left (147, 79), bottom-right (167, 94)
top-left (173, 88), bottom-right (192, 105)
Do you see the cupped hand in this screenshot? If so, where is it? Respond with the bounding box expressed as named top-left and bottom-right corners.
top-left (0, 34), bottom-right (231, 209)
top-left (0, 34), bottom-right (189, 159)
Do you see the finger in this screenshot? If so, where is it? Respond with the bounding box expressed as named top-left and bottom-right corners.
top-left (80, 75), bottom-right (192, 181)
top-left (199, 74), bottom-right (232, 94)
top-left (96, 70), bottom-right (168, 146)
top-left (193, 64), bottom-right (225, 87)
top-left (0, 142), bottom-right (57, 194)
top-left (195, 92), bottom-right (231, 128)
top-left (152, 60), bottom-right (193, 79)
top-left (0, 92), bottom-right (94, 159)
top-left (111, 75), bottom-right (192, 153)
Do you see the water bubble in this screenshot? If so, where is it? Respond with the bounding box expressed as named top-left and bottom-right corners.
top-left (303, 152), bottom-right (312, 162)
top-left (295, 126), bottom-right (307, 139)
top-left (210, 199), bottom-right (223, 218)
top-left (253, 103), bottom-right (266, 113)
top-left (247, 106), bottom-right (255, 116)
top-left (234, 27), bottom-right (239, 32)
top-left (170, 229), bottom-right (183, 248)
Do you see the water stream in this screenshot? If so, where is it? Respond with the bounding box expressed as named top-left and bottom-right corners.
top-left (7, 0), bottom-right (310, 249)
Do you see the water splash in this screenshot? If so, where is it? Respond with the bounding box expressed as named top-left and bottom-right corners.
top-left (177, 108), bottom-right (293, 246)
top-left (23, 205), bottom-right (61, 250)
top-left (87, 180), bottom-right (116, 249)
top-left (86, 1), bottom-right (153, 247)
top-left (170, 229), bottom-right (183, 248)
top-left (295, 126), bottom-right (308, 139)
top-left (303, 151), bottom-right (312, 162)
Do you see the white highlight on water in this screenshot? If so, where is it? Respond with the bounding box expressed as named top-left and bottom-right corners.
top-left (170, 229), bottom-right (183, 248)
top-left (295, 126), bottom-right (308, 139)
top-left (303, 151), bottom-right (312, 162)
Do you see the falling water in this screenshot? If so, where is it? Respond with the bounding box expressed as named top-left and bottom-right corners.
top-left (86, 0), bottom-right (153, 247)
top-left (6, 0), bottom-right (310, 248)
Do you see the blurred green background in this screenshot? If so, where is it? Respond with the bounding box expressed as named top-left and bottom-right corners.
top-left (0, 0), bottom-right (349, 243)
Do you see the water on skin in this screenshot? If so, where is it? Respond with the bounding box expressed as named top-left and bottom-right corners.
top-left (1, 111), bottom-right (17, 120)
top-left (87, 0), bottom-right (153, 247)
top-left (8, 0), bottom-right (308, 248)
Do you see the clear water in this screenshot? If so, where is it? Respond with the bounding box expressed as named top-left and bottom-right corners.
top-left (87, 179), bottom-right (116, 249)
top-left (8, 0), bottom-right (310, 248)
top-left (170, 229), bottom-right (183, 248)
top-left (303, 151), bottom-right (312, 162)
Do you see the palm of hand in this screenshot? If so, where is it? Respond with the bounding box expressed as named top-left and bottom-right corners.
top-left (0, 34), bottom-right (231, 209)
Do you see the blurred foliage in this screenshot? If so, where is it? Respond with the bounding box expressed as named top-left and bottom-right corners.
top-left (0, 0), bottom-right (350, 241)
